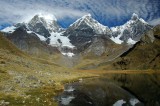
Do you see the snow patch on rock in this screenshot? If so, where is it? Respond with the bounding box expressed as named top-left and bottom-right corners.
top-left (27, 31), bottom-right (46, 41)
top-left (129, 98), bottom-right (140, 106)
top-left (61, 52), bottom-right (75, 57)
top-left (110, 36), bottom-right (123, 44)
top-left (49, 32), bottom-right (74, 48)
top-left (113, 99), bottom-right (126, 106)
top-left (1, 26), bottom-right (17, 33)
top-left (127, 38), bottom-right (137, 45)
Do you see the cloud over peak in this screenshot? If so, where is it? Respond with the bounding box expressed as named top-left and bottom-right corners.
top-left (0, 0), bottom-right (160, 28)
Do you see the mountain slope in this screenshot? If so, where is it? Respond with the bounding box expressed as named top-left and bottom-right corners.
top-left (97, 25), bottom-right (160, 70)
top-left (0, 32), bottom-right (25, 56)
top-left (82, 35), bottom-right (130, 58)
top-left (5, 25), bottom-right (60, 58)
top-left (74, 36), bottom-right (131, 70)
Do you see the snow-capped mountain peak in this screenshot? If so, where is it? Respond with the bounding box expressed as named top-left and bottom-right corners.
top-left (27, 13), bottom-right (61, 34)
top-left (69, 14), bottom-right (110, 34)
top-left (130, 13), bottom-right (148, 25)
top-left (29, 13), bottom-right (57, 24)
top-left (131, 13), bottom-right (139, 21)
top-left (81, 13), bottom-right (92, 20)
top-left (69, 14), bottom-right (93, 28)
top-left (26, 14), bottom-right (75, 49)
top-left (110, 13), bottom-right (152, 44)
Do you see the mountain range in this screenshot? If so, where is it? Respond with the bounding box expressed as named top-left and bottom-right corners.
top-left (1, 13), bottom-right (152, 54)
top-left (1, 13), bottom-right (159, 70)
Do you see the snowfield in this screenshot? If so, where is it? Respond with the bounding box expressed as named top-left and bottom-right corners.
top-left (49, 32), bottom-right (75, 48)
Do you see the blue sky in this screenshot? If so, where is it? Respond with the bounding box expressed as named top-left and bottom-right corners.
top-left (0, 0), bottom-right (160, 29)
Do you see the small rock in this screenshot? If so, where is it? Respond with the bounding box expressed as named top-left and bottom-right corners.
top-left (0, 100), bottom-right (10, 106)
top-left (26, 75), bottom-right (38, 81)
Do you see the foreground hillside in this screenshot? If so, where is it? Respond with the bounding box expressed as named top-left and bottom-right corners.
top-left (0, 32), bottom-right (94, 106)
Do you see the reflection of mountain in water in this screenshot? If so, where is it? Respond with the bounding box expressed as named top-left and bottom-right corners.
top-left (58, 78), bottom-right (144, 106)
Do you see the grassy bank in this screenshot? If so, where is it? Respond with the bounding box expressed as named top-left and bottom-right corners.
top-left (0, 47), bottom-right (97, 106)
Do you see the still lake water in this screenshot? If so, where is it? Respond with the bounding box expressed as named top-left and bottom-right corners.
top-left (56, 73), bottom-right (160, 106)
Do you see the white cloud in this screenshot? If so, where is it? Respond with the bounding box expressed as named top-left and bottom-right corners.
top-left (148, 18), bottom-right (160, 26)
top-left (0, 0), bottom-right (88, 24)
top-left (0, 0), bottom-right (159, 27)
